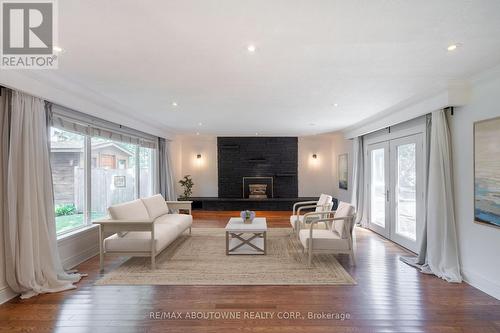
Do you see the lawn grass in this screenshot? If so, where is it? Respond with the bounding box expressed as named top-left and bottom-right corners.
top-left (56, 212), bottom-right (107, 234)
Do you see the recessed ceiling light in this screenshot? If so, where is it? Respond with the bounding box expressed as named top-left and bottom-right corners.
top-left (198, 122), bottom-right (203, 126)
top-left (172, 102), bottom-right (178, 107)
top-left (447, 43), bottom-right (461, 51)
top-left (53, 46), bottom-right (63, 53)
top-left (333, 103), bottom-right (339, 107)
top-left (255, 132), bottom-right (258, 136)
top-left (247, 44), bottom-right (256, 53)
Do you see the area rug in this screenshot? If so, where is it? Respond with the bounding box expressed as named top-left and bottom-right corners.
top-left (95, 228), bottom-right (356, 286)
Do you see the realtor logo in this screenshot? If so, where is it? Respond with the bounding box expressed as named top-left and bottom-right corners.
top-left (1, 0), bottom-right (58, 69)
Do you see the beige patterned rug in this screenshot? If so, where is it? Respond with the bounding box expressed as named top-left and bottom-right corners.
top-left (95, 228), bottom-right (356, 286)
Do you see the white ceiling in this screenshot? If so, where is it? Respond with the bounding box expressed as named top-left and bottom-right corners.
top-left (37, 0), bottom-right (500, 135)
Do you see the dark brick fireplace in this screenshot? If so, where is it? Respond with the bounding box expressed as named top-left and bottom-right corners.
top-left (217, 137), bottom-right (298, 198)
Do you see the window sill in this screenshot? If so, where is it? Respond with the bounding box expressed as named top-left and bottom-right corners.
top-left (57, 224), bottom-right (99, 243)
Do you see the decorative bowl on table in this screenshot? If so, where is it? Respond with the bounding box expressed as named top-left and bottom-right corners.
top-left (240, 210), bottom-right (256, 224)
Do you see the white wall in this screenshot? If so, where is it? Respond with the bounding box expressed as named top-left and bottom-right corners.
top-left (330, 133), bottom-right (353, 203)
top-left (176, 135), bottom-right (219, 197)
top-left (170, 138), bottom-right (183, 197)
top-left (450, 68), bottom-right (500, 300)
top-left (297, 135), bottom-right (335, 197)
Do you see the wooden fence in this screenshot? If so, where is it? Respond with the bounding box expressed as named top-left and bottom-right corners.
top-left (74, 168), bottom-right (152, 215)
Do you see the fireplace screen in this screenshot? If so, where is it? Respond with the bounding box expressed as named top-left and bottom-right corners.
top-left (242, 177), bottom-right (274, 199)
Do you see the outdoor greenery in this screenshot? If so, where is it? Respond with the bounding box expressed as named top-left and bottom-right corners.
top-left (55, 212), bottom-right (107, 234)
top-left (55, 204), bottom-right (76, 217)
top-left (179, 175), bottom-right (194, 199)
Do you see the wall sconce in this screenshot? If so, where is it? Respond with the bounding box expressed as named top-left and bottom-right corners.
top-left (312, 154), bottom-right (317, 159)
top-left (195, 153), bottom-right (203, 168)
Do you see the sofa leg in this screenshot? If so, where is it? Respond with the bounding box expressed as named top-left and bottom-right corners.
top-left (151, 254), bottom-right (156, 270)
top-left (349, 251), bottom-right (356, 266)
top-left (150, 227), bottom-right (156, 269)
top-left (98, 225), bottom-right (104, 273)
top-left (189, 227), bottom-right (192, 235)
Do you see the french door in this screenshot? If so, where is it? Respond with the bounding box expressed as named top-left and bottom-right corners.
top-left (367, 133), bottom-right (424, 253)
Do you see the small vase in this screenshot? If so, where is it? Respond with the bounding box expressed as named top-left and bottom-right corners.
top-left (240, 210), bottom-right (255, 224)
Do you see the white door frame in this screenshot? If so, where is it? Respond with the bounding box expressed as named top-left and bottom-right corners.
top-left (389, 134), bottom-right (425, 253)
top-left (367, 141), bottom-right (390, 238)
top-left (364, 116), bottom-right (427, 254)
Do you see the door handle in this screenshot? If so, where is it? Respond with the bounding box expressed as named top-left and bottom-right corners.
top-left (386, 189), bottom-right (389, 202)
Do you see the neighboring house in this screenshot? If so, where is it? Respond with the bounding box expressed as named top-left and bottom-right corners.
top-left (51, 140), bottom-right (133, 205)
top-left (91, 142), bottom-right (134, 170)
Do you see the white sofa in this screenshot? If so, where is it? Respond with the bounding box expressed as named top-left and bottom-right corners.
top-left (93, 194), bottom-right (192, 270)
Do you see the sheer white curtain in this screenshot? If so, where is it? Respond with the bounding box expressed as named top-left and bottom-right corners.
top-left (158, 137), bottom-right (176, 200)
top-left (1, 89), bottom-right (81, 299)
top-left (351, 136), bottom-right (367, 227)
top-left (401, 110), bottom-right (462, 283)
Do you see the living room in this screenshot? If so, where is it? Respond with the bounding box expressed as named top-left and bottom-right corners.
top-left (1, 1), bottom-right (500, 332)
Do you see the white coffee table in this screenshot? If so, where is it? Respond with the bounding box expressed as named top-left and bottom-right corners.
top-left (225, 217), bottom-right (267, 255)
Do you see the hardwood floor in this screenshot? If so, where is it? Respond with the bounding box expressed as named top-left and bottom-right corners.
top-left (1, 211), bottom-right (499, 333)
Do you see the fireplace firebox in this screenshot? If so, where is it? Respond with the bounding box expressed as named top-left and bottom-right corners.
top-left (242, 177), bottom-right (273, 199)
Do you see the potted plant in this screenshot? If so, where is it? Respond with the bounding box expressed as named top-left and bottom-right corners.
top-left (179, 175), bottom-right (194, 199)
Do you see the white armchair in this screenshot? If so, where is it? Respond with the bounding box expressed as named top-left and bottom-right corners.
top-left (299, 201), bottom-right (356, 266)
top-left (290, 194), bottom-right (333, 236)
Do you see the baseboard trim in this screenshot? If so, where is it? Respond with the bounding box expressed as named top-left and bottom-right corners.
top-left (0, 286), bottom-right (18, 304)
top-left (61, 245), bottom-right (99, 270)
top-left (462, 269), bottom-right (500, 300)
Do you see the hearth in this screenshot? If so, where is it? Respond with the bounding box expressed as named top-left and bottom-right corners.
top-left (242, 177), bottom-right (273, 199)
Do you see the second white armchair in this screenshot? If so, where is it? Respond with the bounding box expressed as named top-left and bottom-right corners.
top-left (299, 201), bottom-right (356, 266)
top-left (290, 194), bottom-right (333, 236)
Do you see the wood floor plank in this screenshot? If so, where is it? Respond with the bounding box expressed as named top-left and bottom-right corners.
top-left (1, 211), bottom-right (499, 333)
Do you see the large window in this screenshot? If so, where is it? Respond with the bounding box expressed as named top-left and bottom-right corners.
top-left (50, 128), bottom-right (86, 234)
top-left (140, 147), bottom-right (154, 198)
top-left (91, 137), bottom-right (137, 221)
top-left (50, 126), bottom-right (157, 234)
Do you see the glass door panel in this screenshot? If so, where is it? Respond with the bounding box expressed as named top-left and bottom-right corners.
top-left (368, 142), bottom-right (390, 238)
top-left (371, 148), bottom-right (386, 227)
top-left (395, 143), bottom-right (417, 240)
top-left (367, 133), bottom-right (424, 253)
top-left (389, 134), bottom-right (423, 253)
